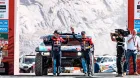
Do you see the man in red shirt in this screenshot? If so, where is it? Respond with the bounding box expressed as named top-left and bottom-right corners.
top-left (71, 27), bottom-right (94, 76)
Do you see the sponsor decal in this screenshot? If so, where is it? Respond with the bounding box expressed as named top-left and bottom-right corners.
top-left (0, 20), bottom-right (8, 27)
top-left (0, 10), bottom-right (6, 13)
top-left (0, 2), bottom-right (5, 4)
top-left (135, 20), bottom-right (140, 32)
top-left (0, 27), bottom-right (8, 32)
top-left (138, 1), bottom-right (140, 4)
top-left (137, 9), bottom-right (140, 13)
top-left (0, 33), bottom-right (8, 39)
top-left (0, 5), bottom-right (6, 9)
top-left (0, 0), bottom-right (6, 1)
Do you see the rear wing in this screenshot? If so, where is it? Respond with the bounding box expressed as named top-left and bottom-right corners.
top-left (40, 33), bottom-right (92, 39)
top-left (60, 33), bottom-right (78, 35)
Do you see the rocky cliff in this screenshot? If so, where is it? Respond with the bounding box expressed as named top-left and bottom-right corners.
top-left (19, 0), bottom-right (127, 57)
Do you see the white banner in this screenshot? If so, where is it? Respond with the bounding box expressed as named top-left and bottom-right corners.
top-left (0, 0), bottom-right (9, 19)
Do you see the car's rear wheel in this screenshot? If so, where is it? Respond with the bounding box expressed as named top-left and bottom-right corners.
top-left (43, 56), bottom-right (48, 75)
top-left (35, 53), bottom-right (43, 76)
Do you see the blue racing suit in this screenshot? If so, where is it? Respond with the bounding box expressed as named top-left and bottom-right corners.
top-left (72, 32), bottom-right (94, 74)
top-left (44, 36), bottom-right (68, 75)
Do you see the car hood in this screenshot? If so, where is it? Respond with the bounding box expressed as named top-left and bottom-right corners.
top-left (37, 45), bottom-right (81, 52)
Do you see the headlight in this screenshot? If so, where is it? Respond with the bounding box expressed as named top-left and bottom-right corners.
top-left (42, 52), bottom-right (50, 56)
top-left (77, 52), bottom-right (82, 56)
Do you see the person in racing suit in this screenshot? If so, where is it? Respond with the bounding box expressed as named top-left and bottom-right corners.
top-left (70, 27), bottom-right (94, 76)
top-left (43, 30), bottom-right (69, 76)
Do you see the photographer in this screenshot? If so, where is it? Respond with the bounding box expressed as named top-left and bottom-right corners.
top-left (110, 30), bottom-right (125, 77)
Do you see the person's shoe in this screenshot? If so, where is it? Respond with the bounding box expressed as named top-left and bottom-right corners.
top-left (57, 73), bottom-right (60, 76)
top-left (88, 72), bottom-right (92, 77)
top-left (84, 73), bottom-right (88, 76)
top-left (134, 72), bottom-right (139, 75)
top-left (123, 72), bottom-right (126, 76)
top-left (53, 73), bottom-right (57, 76)
top-left (116, 74), bottom-right (123, 77)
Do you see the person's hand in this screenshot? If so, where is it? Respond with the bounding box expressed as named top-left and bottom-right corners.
top-left (66, 35), bottom-right (69, 38)
top-left (138, 47), bottom-right (140, 52)
top-left (85, 46), bottom-right (92, 49)
top-left (132, 35), bottom-right (135, 39)
top-left (70, 27), bottom-right (74, 32)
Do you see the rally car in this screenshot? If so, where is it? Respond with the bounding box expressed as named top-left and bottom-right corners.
top-left (35, 33), bottom-right (94, 76)
top-left (19, 55), bottom-right (35, 73)
top-left (96, 56), bottom-right (117, 73)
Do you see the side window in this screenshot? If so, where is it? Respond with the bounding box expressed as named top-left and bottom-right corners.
top-left (103, 59), bottom-right (107, 62)
top-left (102, 57), bottom-right (108, 63)
top-left (108, 58), bottom-right (113, 62)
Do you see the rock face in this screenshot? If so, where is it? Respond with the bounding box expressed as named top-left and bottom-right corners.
top-left (19, 0), bottom-right (127, 57)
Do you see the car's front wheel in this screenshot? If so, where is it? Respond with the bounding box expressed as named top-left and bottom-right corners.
top-left (35, 53), bottom-right (43, 76)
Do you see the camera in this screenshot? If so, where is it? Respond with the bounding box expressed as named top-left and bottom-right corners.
top-left (112, 29), bottom-right (130, 37)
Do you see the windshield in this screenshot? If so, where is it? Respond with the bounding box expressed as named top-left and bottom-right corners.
top-left (63, 38), bottom-right (80, 46)
top-left (23, 58), bottom-right (35, 64)
top-left (97, 57), bottom-right (103, 62)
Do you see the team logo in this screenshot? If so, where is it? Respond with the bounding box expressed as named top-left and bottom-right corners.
top-left (0, 5), bottom-right (6, 9)
top-left (0, 27), bottom-right (8, 32)
top-left (0, 2), bottom-right (5, 4)
top-left (0, 28), bottom-right (7, 31)
top-left (138, 1), bottom-right (140, 4)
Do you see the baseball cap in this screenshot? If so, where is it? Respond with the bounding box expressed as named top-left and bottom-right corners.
top-left (81, 31), bottom-right (86, 35)
top-left (53, 30), bottom-right (60, 34)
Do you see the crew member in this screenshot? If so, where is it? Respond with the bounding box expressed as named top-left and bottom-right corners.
top-left (70, 27), bottom-right (94, 76)
top-left (43, 30), bottom-right (69, 76)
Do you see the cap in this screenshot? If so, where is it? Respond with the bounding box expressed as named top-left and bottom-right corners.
top-left (81, 31), bottom-right (86, 35)
top-left (53, 30), bottom-right (60, 34)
